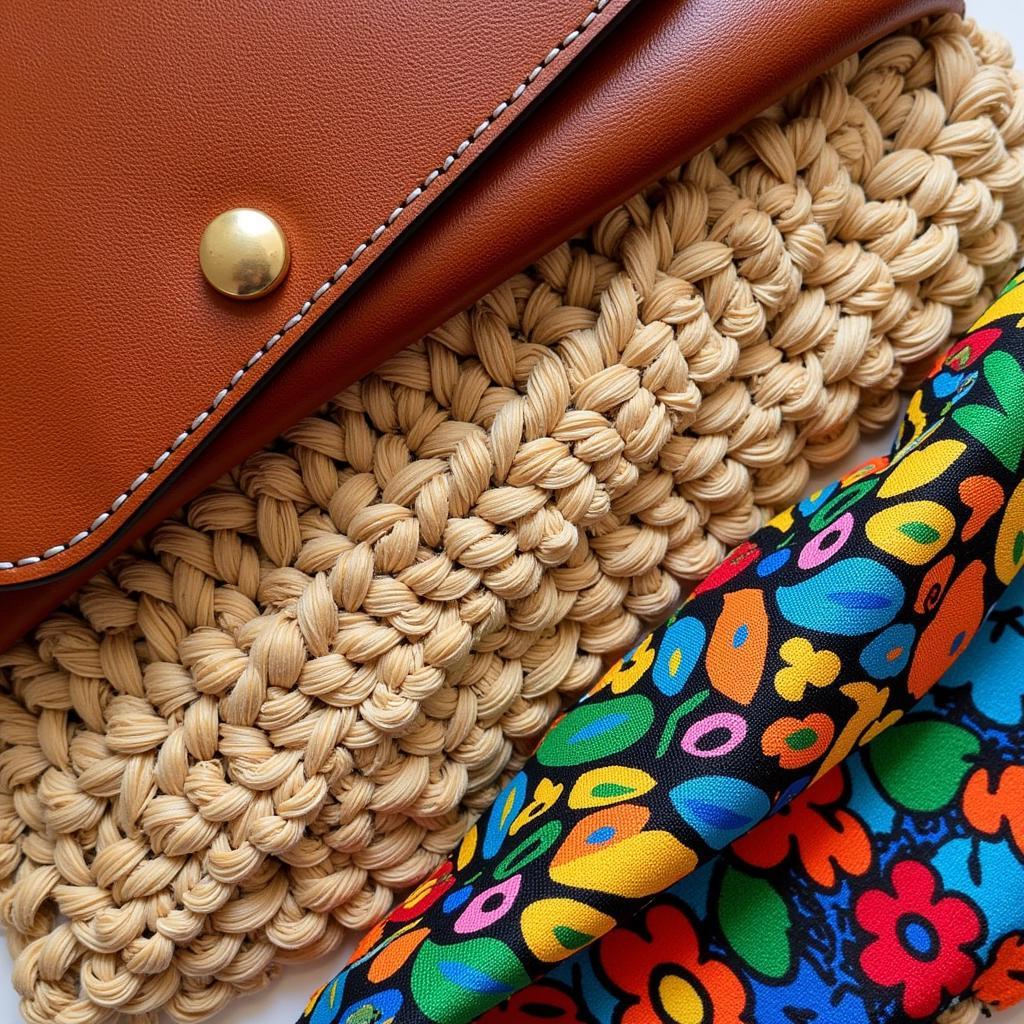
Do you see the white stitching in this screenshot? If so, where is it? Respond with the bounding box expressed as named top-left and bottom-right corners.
top-left (2, 0), bottom-right (612, 571)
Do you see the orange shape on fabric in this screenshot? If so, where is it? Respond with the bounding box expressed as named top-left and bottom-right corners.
top-left (963, 765), bottom-right (1024, 858)
top-left (350, 917), bottom-right (388, 962)
top-left (841, 455), bottom-right (889, 486)
top-left (762, 713), bottom-right (835, 770)
top-left (915, 554), bottom-right (955, 614)
top-left (732, 767), bottom-right (871, 888)
top-left (974, 934), bottom-right (1024, 1010)
top-left (367, 927), bottom-right (429, 983)
top-left (907, 560), bottom-right (986, 699)
top-left (550, 805), bottom-right (647, 870)
top-left (706, 589), bottom-right (768, 706)
top-left (959, 475), bottom-right (1004, 541)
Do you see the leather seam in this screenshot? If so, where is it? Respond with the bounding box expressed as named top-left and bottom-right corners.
top-left (2, 0), bottom-right (612, 571)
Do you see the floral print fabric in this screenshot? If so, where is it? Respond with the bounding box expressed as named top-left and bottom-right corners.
top-left (479, 571), bottom-right (1024, 1023)
top-left (299, 270), bottom-right (1024, 1024)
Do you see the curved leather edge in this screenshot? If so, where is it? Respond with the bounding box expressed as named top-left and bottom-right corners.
top-left (0, 0), bottom-right (636, 579)
top-left (0, 0), bottom-right (965, 649)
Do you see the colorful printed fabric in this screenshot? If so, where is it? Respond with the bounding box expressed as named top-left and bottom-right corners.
top-left (299, 268), bottom-right (1024, 1024)
top-left (478, 568), bottom-right (1024, 1024)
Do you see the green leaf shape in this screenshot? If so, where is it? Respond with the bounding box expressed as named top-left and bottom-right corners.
top-left (786, 727), bottom-right (818, 751)
top-left (868, 719), bottom-right (980, 812)
top-left (592, 782), bottom-right (633, 798)
top-left (494, 820), bottom-right (561, 880)
top-left (552, 925), bottom-right (592, 951)
top-left (411, 936), bottom-right (529, 1022)
top-left (899, 521), bottom-right (940, 544)
top-left (656, 689), bottom-right (709, 758)
top-left (953, 350), bottom-right (1024, 472)
top-left (718, 866), bottom-right (792, 979)
top-left (537, 694), bottom-right (654, 767)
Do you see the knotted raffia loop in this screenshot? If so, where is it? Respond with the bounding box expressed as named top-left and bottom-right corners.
top-left (1, 16), bottom-right (1023, 1024)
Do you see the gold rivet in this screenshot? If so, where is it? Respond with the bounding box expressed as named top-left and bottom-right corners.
top-left (199, 208), bottom-right (290, 299)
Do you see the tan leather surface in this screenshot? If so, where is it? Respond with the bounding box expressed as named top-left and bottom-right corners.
top-left (0, 0), bottom-right (631, 575)
top-left (0, 0), bottom-right (963, 647)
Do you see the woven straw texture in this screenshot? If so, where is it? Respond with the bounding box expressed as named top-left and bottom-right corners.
top-left (2, 15), bottom-right (1023, 1024)
top-left (937, 998), bottom-right (987, 1024)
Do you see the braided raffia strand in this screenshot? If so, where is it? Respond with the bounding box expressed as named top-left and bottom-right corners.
top-left (937, 997), bottom-right (989, 1024)
top-left (2, 15), bottom-right (1023, 1024)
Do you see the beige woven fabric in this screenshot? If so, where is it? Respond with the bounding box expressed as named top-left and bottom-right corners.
top-left (2, 15), bottom-right (1023, 1024)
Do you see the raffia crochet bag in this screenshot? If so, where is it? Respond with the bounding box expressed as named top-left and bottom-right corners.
top-left (1, 11), bottom-right (1023, 1024)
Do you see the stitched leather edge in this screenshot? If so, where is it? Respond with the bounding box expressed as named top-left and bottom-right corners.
top-left (0, 0), bottom-right (611, 571)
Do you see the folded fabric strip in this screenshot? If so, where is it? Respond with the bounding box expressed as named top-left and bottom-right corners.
top-left (477, 566), bottom-right (1024, 1024)
top-left (299, 269), bottom-right (1024, 1024)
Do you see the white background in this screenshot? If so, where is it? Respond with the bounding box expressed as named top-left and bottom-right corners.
top-left (3, 3), bottom-right (1023, 1022)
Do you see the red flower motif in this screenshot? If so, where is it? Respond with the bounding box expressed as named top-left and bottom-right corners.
top-left (599, 902), bottom-right (747, 1024)
top-left (477, 983), bottom-right (587, 1024)
top-left (943, 326), bottom-right (1002, 371)
top-left (692, 541), bottom-right (760, 597)
top-left (732, 767), bottom-right (871, 888)
top-left (389, 859), bottom-right (455, 922)
top-left (854, 860), bottom-right (981, 1019)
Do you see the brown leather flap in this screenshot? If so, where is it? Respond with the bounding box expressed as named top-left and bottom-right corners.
top-left (0, 0), bottom-right (963, 648)
top-left (0, 0), bottom-right (636, 573)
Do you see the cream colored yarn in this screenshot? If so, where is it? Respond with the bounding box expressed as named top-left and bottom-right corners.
top-left (2, 15), bottom-right (1023, 1024)
top-left (937, 997), bottom-right (988, 1024)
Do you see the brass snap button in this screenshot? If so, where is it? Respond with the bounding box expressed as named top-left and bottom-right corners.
top-left (199, 208), bottom-right (290, 299)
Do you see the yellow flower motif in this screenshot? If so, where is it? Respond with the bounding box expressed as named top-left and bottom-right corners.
top-left (510, 778), bottom-right (564, 835)
top-left (814, 681), bottom-right (903, 782)
top-left (774, 637), bottom-right (841, 702)
top-left (590, 634), bottom-right (656, 696)
top-left (456, 824), bottom-right (477, 870)
top-left (970, 268), bottom-right (1024, 330)
top-left (767, 504), bottom-right (795, 534)
top-left (898, 389), bottom-right (929, 452)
